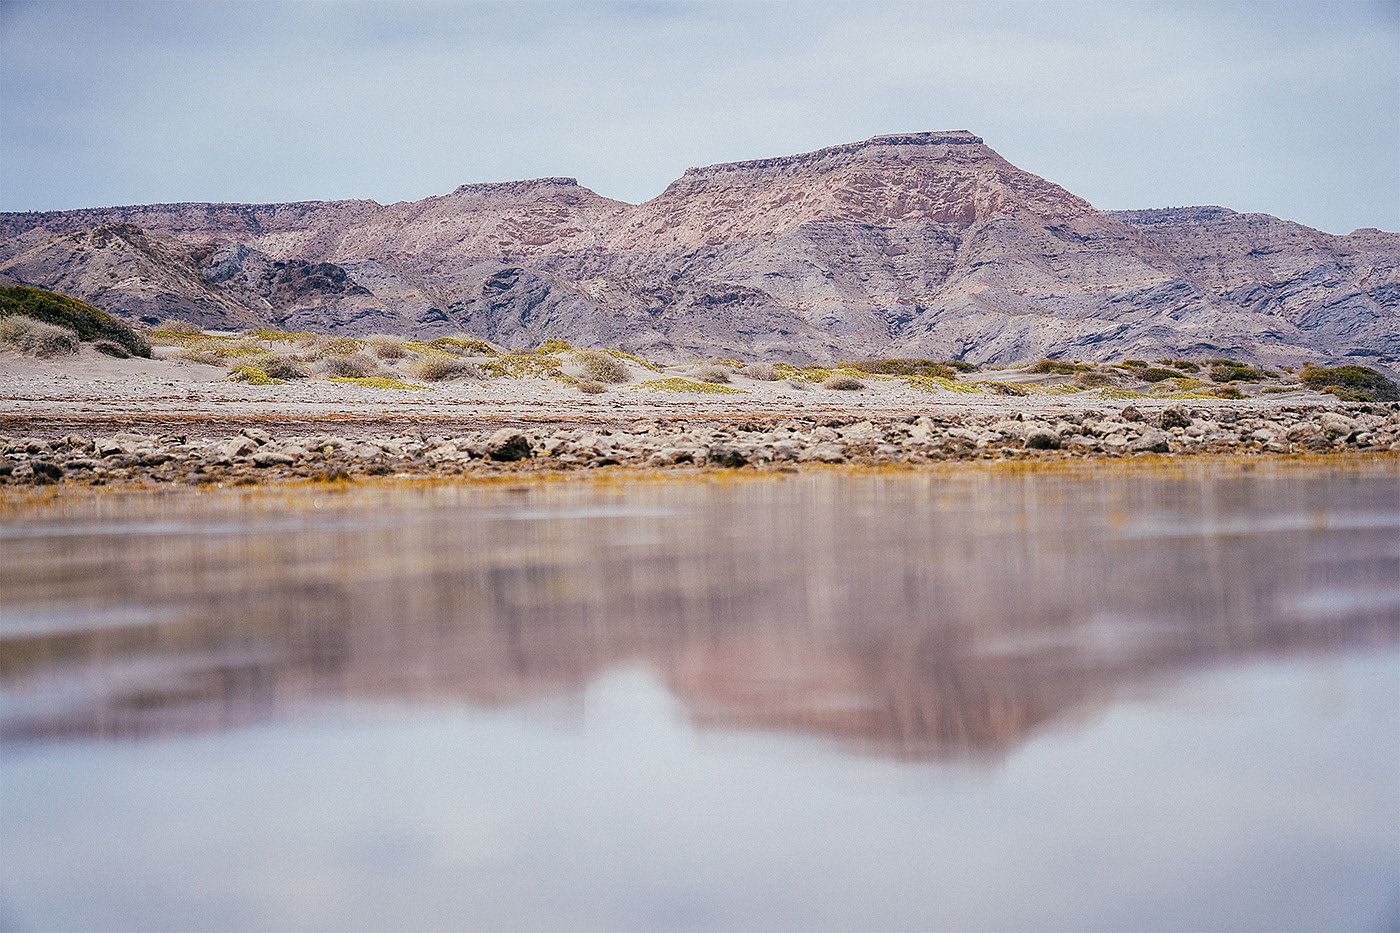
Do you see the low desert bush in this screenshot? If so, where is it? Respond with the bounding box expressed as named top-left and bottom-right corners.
top-left (573, 348), bottom-right (628, 383)
top-left (0, 284), bottom-right (150, 356)
top-left (366, 334), bottom-right (408, 360)
top-left (741, 361), bottom-right (777, 381)
top-left (1138, 367), bottom-right (1180, 383)
top-left (822, 373), bottom-right (865, 390)
top-left (691, 363), bottom-right (732, 384)
top-left (851, 358), bottom-right (958, 379)
top-left (259, 354), bottom-right (310, 380)
top-left (1210, 363), bottom-right (1273, 383)
top-left (171, 348), bottom-right (223, 366)
top-left (1301, 364), bottom-right (1398, 401)
top-left (0, 315), bottom-right (80, 358)
top-left (538, 338), bottom-right (572, 354)
top-left (92, 339), bottom-right (130, 358)
top-left (1028, 358), bottom-right (1087, 375)
top-left (406, 354), bottom-right (480, 381)
top-left (577, 379), bottom-right (607, 394)
top-left (317, 353), bottom-right (377, 378)
top-left (1073, 371), bottom-right (1116, 388)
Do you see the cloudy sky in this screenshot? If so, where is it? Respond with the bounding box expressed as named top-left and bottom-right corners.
top-left (2, 0), bottom-right (1396, 234)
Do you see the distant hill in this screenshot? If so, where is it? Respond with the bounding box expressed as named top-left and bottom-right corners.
top-left (2, 131), bottom-right (1396, 366)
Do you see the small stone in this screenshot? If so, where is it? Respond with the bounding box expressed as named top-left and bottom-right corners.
top-left (1132, 428), bottom-right (1171, 453)
top-left (706, 445), bottom-right (748, 468)
top-left (1024, 429), bottom-right (1062, 450)
top-left (1159, 407), bottom-right (1192, 430)
top-left (1121, 406), bottom-right (1146, 422)
top-left (803, 442), bottom-right (847, 463)
top-left (486, 429), bottom-right (532, 461)
top-left (252, 451), bottom-right (295, 468)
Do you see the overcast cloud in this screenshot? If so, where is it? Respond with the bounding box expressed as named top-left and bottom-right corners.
top-left (1, 0), bottom-right (1396, 234)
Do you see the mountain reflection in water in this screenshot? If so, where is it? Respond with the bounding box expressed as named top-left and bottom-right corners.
top-left (4, 464), bottom-right (1397, 758)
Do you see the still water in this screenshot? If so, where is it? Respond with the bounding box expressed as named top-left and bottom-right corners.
top-left (2, 462), bottom-right (1398, 931)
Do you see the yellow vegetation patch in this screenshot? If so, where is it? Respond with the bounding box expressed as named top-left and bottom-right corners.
top-left (632, 378), bottom-right (746, 394)
top-left (225, 366), bottom-right (283, 385)
top-left (323, 376), bottom-right (427, 390)
top-left (482, 353), bottom-right (565, 378)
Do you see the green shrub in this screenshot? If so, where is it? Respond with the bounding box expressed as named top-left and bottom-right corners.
top-left (1210, 364), bottom-right (1273, 383)
top-left (851, 358), bottom-right (958, 379)
top-left (947, 360), bottom-right (980, 373)
top-left (1165, 359), bottom-right (1200, 372)
top-left (573, 348), bottom-right (628, 383)
top-left (1300, 364), bottom-right (1398, 400)
top-left (1123, 359), bottom-right (1148, 368)
top-left (1138, 367), bottom-right (1180, 383)
top-left (538, 338), bottom-right (572, 354)
top-left (0, 314), bottom-right (80, 358)
top-left (1028, 359), bottom-right (1087, 375)
top-left (422, 335), bottom-right (498, 356)
top-left (0, 285), bottom-right (151, 356)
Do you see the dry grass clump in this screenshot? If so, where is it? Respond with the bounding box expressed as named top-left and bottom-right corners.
top-left (1073, 370), bottom-right (1116, 389)
top-left (366, 334), bottom-right (409, 360)
top-left (0, 315), bottom-right (80, 358)
top-left (171, 348), bottom-right (224, 366)
top-left (573, 349), bottom-right (628, 383)
top-left (577, 379), bottom-right (607, 394)
top-left (92, 339), bottom-right (130, 358)
top-left (257, 353), bottom-right (310, 380)
top-left (406, 354), bottom-right (480, 381)
top-left (742, 361), bottom-right (777, 380)
top-left (316, 353), bottom-right (378, 378)
top-left (691, 363), bottom-right (732, 384)
top-left (822, 373), bottom-right (865, 390)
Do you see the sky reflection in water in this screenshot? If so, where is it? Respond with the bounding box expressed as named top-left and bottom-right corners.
top-left (1, 464), bottom-right (1397, 930)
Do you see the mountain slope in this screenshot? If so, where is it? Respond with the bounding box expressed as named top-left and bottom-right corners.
top-left (2, 132), bottom-right (1395, 365)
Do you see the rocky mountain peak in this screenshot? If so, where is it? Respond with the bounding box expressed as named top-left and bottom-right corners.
top-left (610, 130), bottom-right (1093, 248)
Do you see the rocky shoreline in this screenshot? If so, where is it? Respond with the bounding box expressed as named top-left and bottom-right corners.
top-left (3, 402), bottom-right (1397, 489)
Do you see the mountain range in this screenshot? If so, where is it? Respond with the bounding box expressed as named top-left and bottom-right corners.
top-left (2, 130), bottom-right (1395, 366)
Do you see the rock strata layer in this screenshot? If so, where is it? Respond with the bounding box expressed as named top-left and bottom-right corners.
top-left (2, 132), bottom-right (1396, 367)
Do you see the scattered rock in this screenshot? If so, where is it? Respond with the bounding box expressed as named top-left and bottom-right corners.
top-left (486, 429), bottom-right (533, 461)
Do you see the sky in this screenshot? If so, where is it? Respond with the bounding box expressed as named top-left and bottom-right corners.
top-left (1, 0), bottom-right (1397, 234)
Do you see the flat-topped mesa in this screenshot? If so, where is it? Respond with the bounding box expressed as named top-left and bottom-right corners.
top-left (679, 130), bottom-right (988, 178)
top-left (449, 177), bottom-right (582, 196)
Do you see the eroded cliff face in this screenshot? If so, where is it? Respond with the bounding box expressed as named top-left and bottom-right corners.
top-left (2, 132), bottom-right (1395, 364)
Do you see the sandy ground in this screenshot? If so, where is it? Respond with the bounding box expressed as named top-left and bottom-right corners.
top-left (0, 345), bottom-right (1353, 438)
